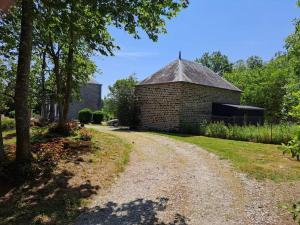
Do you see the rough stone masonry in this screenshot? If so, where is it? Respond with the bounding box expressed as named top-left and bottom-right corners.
top-left (135, 58), bottom-right (241, 131)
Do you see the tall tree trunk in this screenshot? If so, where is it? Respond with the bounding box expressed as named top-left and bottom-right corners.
top-left (15, 0), bottom-right (33, 163)
top-left (61, 48), bottom-right (73, 125)
top-left (53, 57), bottom-right (63, 124)
top-left (59, 24), bottom-right (74, 128)
top-left (0, 115), bottom-right (4, 161)
top-left (40, 50), bottom-right (47, 121)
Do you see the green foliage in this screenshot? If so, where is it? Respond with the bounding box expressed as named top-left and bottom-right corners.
top-left (222, 16), bottom-right (300, 123)
top-left (106, 75), bottom-right (139, 128)
top-left (195, 51), bottom-right (233, 76)
top-left (78, 108), bottom-right (93, 124)
top-left (101, 97), bottom-right (116, 121)
top-left (92, 111), bottom-right (104, 124)
top-left (8, 111), bottom-right (15, 118)
top-left (205, 122), bottom-right (229, 139)
top-left (1, 117), bottom-right (15, 131)
top-left (281, 128), bottom-right (300, 161)
top-left (246, 56), bottom-right (264, 69)
top-left (224, 54), bottom-right (293, 121)
top-left (282, 202), bottom-right (300, 224)
top-left (181, 121), bottom-right (297, 144)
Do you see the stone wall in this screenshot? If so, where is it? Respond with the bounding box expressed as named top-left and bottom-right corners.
top-left (135, 82), bottom-right (241, 131)
top-left (67, 83), bottom-right (102, 119)
top-left (135, 83), bottom-right (182, 131)
top-left (179, 82), bottom-right (241, 129)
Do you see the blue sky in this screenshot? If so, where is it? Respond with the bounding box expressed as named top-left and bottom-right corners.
top-left (93, 0), bottom-right (299, 97)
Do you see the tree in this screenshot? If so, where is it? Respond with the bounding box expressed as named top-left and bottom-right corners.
top-left (0, 0), bottom-right (188, 162)
top-left (284, 18), bottom-right (300, 121)
top-left (38, 0), bottom-right (189, 128)
top-left (246, 56), bottom-right (264, 69)
top-left (195, 51), bottom-right (232, 76)
top-left (14, 0), bottom-right (33, 162)
top-left (224, 54), bottom-right (293, 121)
top-left (101, 97), bottom-right (116, 120)
top-left (107, 75), bottom-right (138, 127)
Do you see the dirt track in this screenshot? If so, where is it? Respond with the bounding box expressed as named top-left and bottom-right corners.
top-left (74, 126), bottom-right (296, 225)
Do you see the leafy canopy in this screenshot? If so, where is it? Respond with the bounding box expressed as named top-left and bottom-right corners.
top-left (195, 51), bottom-right (232, 76)
top-left (107, 75), bottom-right (138, 127)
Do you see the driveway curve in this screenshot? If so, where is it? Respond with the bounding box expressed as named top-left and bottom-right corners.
top-left (74, 126), bottom-right (292, 225)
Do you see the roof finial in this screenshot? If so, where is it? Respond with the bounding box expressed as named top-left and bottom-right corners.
top-left (179, 51), bottom-right (181, 60)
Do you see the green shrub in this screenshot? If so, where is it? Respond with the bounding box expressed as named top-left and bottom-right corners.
top-left (1, 117), bottom-right (15, 131)
top-left (182, 121), bottom-right (298, 144)
top-left (92, 111), bottom-right (104, 124)
top-left (205, 122), bottom-right (229, 139)
top-left (281, 128), bottom-right (300, 161)
top-left (205, 122), bottom-right (297, 144)
top-left (78, 108), bottom-right (92, 124)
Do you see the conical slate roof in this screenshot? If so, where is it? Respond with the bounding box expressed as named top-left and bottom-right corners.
top-left (138, 59), bottom-right (241, 92)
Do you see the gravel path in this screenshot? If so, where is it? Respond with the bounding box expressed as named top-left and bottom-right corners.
top-left (74, 127), bottom-right (296, 225)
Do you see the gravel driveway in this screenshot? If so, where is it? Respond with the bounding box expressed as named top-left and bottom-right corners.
top-left (74, 126), bottom-right (296, 225)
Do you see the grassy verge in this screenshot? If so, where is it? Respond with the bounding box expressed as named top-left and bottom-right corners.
top-left (0, 128), bottom-right (131, 225)
top-left (3, 130), bottom-right (16, 145)
top-left (155, 132), bottom-right (300, 182)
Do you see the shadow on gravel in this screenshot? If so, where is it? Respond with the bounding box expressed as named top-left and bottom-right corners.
top-left (74, 197), bottom-right (188, 225)
top-left (0, 170), bottom-right (98, 225)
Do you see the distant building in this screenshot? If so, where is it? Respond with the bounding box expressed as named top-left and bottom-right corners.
top-left (135, 57), bottom-right (264, 132)
top-left (67, 79), bottom-right (102, 119)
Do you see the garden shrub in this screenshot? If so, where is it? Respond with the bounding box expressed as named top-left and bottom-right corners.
top-left (92, 111), bottom-right (104, 124)
top-left (205, 122), bottom-right (229, 139)
top-left (1, 117), bottom-right (15, 130)
top-left (78, 108), bottom-right (92, 124)
top-left (281, 128), bottom-right (300, 161)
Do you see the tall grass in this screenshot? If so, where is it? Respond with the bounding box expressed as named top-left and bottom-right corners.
top-left (194, 122), bottom-right (298, 144)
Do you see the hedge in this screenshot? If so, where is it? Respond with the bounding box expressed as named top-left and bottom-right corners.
top-left (92, 111), bottom-right (104, 124)
top-left (78, 108), bottom-right (93, 124)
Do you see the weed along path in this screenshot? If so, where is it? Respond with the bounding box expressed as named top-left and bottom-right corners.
top-left (74, 126), bottom-right (296, 225)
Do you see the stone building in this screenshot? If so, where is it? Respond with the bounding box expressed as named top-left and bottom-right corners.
top-left (67, 79), bottom-right (102, 119)
top-left (135, 58), bottom-right (242, 131)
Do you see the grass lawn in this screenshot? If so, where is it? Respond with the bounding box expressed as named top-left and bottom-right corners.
top-left (3, 130), bottom-right (16, 145)
top-left (0, 128), bottom-right (131, 225)
top-left (155, 132), bottom-right (300, 182)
